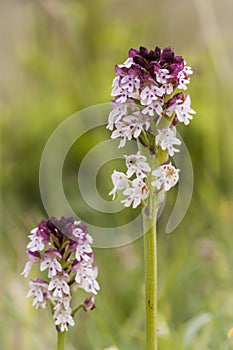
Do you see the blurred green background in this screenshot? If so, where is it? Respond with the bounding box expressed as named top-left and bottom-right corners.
top-left (1, 0), bottom-right (233, 349)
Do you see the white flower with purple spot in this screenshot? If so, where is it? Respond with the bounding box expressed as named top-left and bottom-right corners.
top-left (75, 243), bottom-right (93, 262)
top-left (48, 272), bottom-right (70, 298)
top-left (120, 75), bottom-right (140, 98)
top-left (151, 163), bottom-right (180, 191)
top-left (74, 261), bottom-right (100, 295)
top-left (109, 170), bottom-right (129, 199)
top-left (27, 279), bottom-right (49, 309)
top-left (160, 82), bottom-right (174, 95)
top-left (166, 94), bottom-right (195, 125)
top-left (40, 248), bottom-right (62, 278)
top-left (111, 113), bottom-right (150, 148)
top-left (53, 296), bottom-right (71, 312)
top-left (27, 228), bottom-right (45, 252)
top-left (121, 178), bottom-right (148, 208)
top-left (177, 71), bottom-right (190, 90)
top-left (155, 128), bottom-right (181, 156)
top-left (155, 68), bottom-right (170, 84)
top-left (141, 99), bottom-right (163, 117)
top-left (125, 153), bottom-right (151, 178)
top-left (140, 86), bottom-right (159, 106)
top-left (54, 306), bottom-right (75, 332)
top-left (107, 103), bottom-right (128, 130)
top-left (178, 63), bottom-right (193, 90)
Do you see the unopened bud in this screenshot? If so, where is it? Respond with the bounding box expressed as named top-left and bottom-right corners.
top-left (83, 296), bottom-right (96, 311)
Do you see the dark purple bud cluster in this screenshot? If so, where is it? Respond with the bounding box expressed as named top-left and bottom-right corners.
top-left (107, 45), bottom-right (195, 149)
top-left (128, 46), bottom-right (184, 87)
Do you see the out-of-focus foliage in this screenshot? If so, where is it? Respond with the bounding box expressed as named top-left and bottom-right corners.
top-left (1, 0), bottom-right (233, 349)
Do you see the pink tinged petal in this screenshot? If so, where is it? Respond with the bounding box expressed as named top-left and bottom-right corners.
top-left (133, 126), bottom-right (142, 138)
top-left (66, 315), bottom-right (75, 327)
top-left (133, 196), bottom-right (141, 208)
top-left (117, 57), bottom-right (134, 68)
top-left (115, 93), bottom-right (128, 103)
top-left (21, 261), bottom-right (33, 278)
top-left (142, 105), bottom-right (155, 117)
top-left (121, 197), bottom-right (133, 208)
top-left (166, 104), bottom-right (177, 117)
top-left (27, 250), bottom-right (41, 262)
top-left (119, 136), bottom-right (127, 148)
top-left (44, 248), bottom-right (62, 259)
top-left (111, 129), bottom-right (122, 139)
top-left (86, 233), bottom-right (93, 244)
top-left (109, 170), bottom-right (129, 199)
top-left (154, 102), bottom-right (163, 116)
top-left (107, 103), bottom-right (128, 130)
top-left (126, 168), bottom-right (134, 178)
top-left (112, 76), bottom-right (120, 87)
top-left (40, 260), bottom-right (50, 272)
top-left (61, 281), bottom-right (70, 295)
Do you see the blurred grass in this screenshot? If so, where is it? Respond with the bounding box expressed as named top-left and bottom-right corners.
top-left (1, 0), bottom-right (233, 349)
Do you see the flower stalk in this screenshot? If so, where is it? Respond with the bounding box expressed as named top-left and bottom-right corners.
top-left (140, 146), bottom-right (161, 350)
top-left (57, 330), bottom-right (66, 350)
top-left (143, 209), bottom-right (157, 350)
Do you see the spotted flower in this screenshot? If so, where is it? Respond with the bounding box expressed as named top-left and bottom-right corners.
top-left (125, 153), bottom-right (151, 178)
top-left (109, 170), bottom-right (129, 199)
top-left (27, 228), bottom-right (46, 252)
top-left (111, 113), bottom-right (150, 148)
top-left (155, 128), bottom-right (181, 156)
top-left (166, 94), bottom-right (196, 125)
top-left (151, 163), bottom-right (180, 191)
top-left (27, 279), bottom-right (50, 309)
top-left (73, 259), bottom-right (100, 295)
top-left (122, 178), bottom-right (149, 208)
top-left (54, 305), bottom-right (75, 332)
top-left (48, 272), bottom-right (70, 298)
top-left (40, 248), bottom-right (62, 278)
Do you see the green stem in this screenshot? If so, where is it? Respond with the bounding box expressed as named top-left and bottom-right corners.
top-left (71, 303), bottom-right (83, 317)
top-left (139, 144), bottom-right (159, 350)
top-left (143, 193), bottom-right (158, 350)
top-left (57, 331), bottom-right (66, 350)
top-left (144, 232), bottom-right (157, 349)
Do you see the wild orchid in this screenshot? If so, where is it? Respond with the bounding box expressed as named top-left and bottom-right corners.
top-left (22, 216), bottom-right (99, 350)
top-left (108, 45), bottom-right (195, 350)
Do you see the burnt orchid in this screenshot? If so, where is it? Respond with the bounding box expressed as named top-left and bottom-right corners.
top-left (108, 45), bottom-right (195, 350)
top-left (22, 216), bottom-right (99, 350)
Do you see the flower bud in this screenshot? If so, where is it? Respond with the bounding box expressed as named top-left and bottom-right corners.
top-left (83, 295), bottom-right (96, 311)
